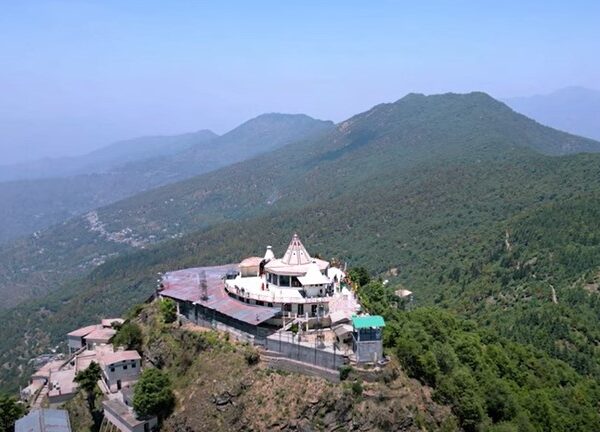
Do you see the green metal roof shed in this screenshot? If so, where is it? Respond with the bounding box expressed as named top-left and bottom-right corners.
top-left (352, 315), bottom-right (385, 329)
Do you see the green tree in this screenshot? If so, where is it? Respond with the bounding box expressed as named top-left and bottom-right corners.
top-left (112, 322), bottom-right (143, 352)
top-left (74, 361), bottom-right (102, 414)
top-left (133, 368), bottom-right (175, 420)
top-left (0, 394), bottom-right (25, 432)
top-left (159, 299), bottom-right (177, 324)
top-left (348, 267), bottom-right (370, 287)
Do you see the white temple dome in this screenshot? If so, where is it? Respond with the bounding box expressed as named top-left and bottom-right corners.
top-left (264, 245), bottom-right (275, 261)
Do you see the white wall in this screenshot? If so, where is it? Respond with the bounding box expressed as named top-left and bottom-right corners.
top-left (102, 359), bottom-right (141, 392)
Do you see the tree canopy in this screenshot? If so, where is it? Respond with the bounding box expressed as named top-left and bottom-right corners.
top-left (133, 368), bottom-right (175, 419)
top-left (0, 394), bottom-right (24, 432)
top-left (112, 321), bottom-right (143, 352)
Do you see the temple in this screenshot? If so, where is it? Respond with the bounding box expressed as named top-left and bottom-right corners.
top-left (159, 233), bottom-right (386, 368)
top-left (223, 233), bottom-right (351, 325)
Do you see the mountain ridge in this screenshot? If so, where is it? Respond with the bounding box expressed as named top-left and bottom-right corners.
top-left (0, 91), bottom-right (597, 309)
top-left (504, 86), bottom-right (600, 141)
top-left (0, 114), bottom-right (333, 244)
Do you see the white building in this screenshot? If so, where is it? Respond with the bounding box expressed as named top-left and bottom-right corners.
top-left (98, 350), bottom-right (142, 392)
top-left (224, 233), bottom-right (358, 325)
top-left (66, 319), bottom-right (121, 352)
top-left (102, 388), bottom-right (157, 432)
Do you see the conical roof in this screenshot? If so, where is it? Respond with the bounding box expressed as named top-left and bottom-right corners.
top-left (264, 246), bottom-right (275, 261)
top-left (281, 233), bottom-right (311, 265)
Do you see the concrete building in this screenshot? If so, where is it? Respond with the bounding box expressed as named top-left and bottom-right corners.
top-left (222, 233), bottom-right (359, 324)
top-left (66, 319), bottom-right (122, 353)
top-left (351, 315), bottom-right (385, 364)
top-left (47, 368), bottom-right (78, 407)
top-left (99, 350), bottom-right (141, 392)
top-left (67, 325), bottom-right (99, 353)
top-left (84, 327), bottom-right (117, 349)
top-left (15, 409), bottom-right (72, 432)
top-left (102, 388), bottom-right (157, 432)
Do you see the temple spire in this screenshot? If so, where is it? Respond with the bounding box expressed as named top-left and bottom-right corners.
top-left (281, 233), bottom-right (311, 265)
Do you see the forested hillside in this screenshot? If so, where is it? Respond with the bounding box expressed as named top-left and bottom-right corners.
top-left (0, 114), bottom-right (332, 245)
top-left (2, 92), bottom-right (597, 308)
top-left (2, 92), bottom-right (600, 430)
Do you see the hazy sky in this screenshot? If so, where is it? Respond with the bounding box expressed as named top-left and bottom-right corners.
top-left (1, 1), bottom-right (598, 164)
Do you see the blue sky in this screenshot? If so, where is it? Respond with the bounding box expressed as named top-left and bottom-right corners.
top-left (1, 1), bottom-right (598, 163)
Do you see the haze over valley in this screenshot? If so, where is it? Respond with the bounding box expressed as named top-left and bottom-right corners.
top-left (1, 2), bottom-right (600, 432)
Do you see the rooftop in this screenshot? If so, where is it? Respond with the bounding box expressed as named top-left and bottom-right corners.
top-left (103, 398), bottom-right (146, 428)
top-left (161, 265), bottom-right (281, 325)
top-left (352, 315), bottom-right (386, 329)
top-left (32, 360), bottom-right (64, 379)
top-left (99, 350), bottom-right (141, 367)
top-left (67, 324), bottom-right (100, 338)
top-left (394, 289), bottom-right (413, 298)
top-left (48, 368), bottom-right (77, 398)
top-left (263, 233), bottom-right (329, 276)
top-left (85, 327), bottom-right (116, 342)
top-left (15, 409), bottom-right (72, 432)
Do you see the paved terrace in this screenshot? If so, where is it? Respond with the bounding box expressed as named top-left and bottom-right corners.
top-left (161, 265), bottom-right (282, 325)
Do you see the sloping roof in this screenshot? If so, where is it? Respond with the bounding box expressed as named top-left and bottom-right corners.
top-left (352, 315), bottom-right (385, 329)
top-left (67, 324), bottom-right (100, 338)
top-left (85, 328), bottom-right (116, 342)
top-left (103, 398), bottom-right (147, 428)
top-left (240, 257), bottom-right (262, 267)
top-left (333, 324), bottom-right (354, 338)
top-left (329, 310), bottom-right (351, 325)
top-left (15, 409), bottom-right (72, 432)
top-left (100, 350), bottom-right (141, 366)
top-left (394, 289), bottom-right (413, 298)
top-left (264, 246), bottom-right (275, 261)
top-left (281, 233), bottom-right (312, 265)
top-left (264, 257), bottom-right (329, 276)
top-left (298, 261), bottom-right (331, 285)
top-left (160, 265), bottom-right (281, 325)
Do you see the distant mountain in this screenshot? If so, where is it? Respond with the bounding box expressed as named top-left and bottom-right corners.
top-left (0, 114), bottom-right (333, 244)
top-left (0, 129), bottom-right (218, 182)
top-left (3, 93), bottom-right (600, 431)
top-left (505, 86), bottom-right (600, 141)
top-left (1, 91), bottom-right (597, 308)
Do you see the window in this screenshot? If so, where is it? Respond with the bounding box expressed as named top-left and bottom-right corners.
top-left (123, 365), bottom-right (128, 370)
top-left (297, 304), bottom-right (304, 315)
top-left (311, 304), bottom-right (318, 316)
top-left (256, 300), bottom-right (264, 306)
top-left (131, 362), bottom-right (136, 368)
top-left (110, 367), bottom-right (115, 372)
top-left (283, 303), bottom-right (292, 312)
top-left (267, 302), bottom-right (273, 307)
top-left (279, 275), bottom-right (290, 286)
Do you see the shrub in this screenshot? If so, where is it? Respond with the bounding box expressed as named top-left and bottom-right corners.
top-left (112, 322), bottom-right (143, 352)
top-left (351, 380), bottom-right (363, 396)
top-left (159, 299), bottom-right (177, 324)
top-left (244, 349), bottom-right (260, 365)
top-left (339, 365), bottom-right (353, 381)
